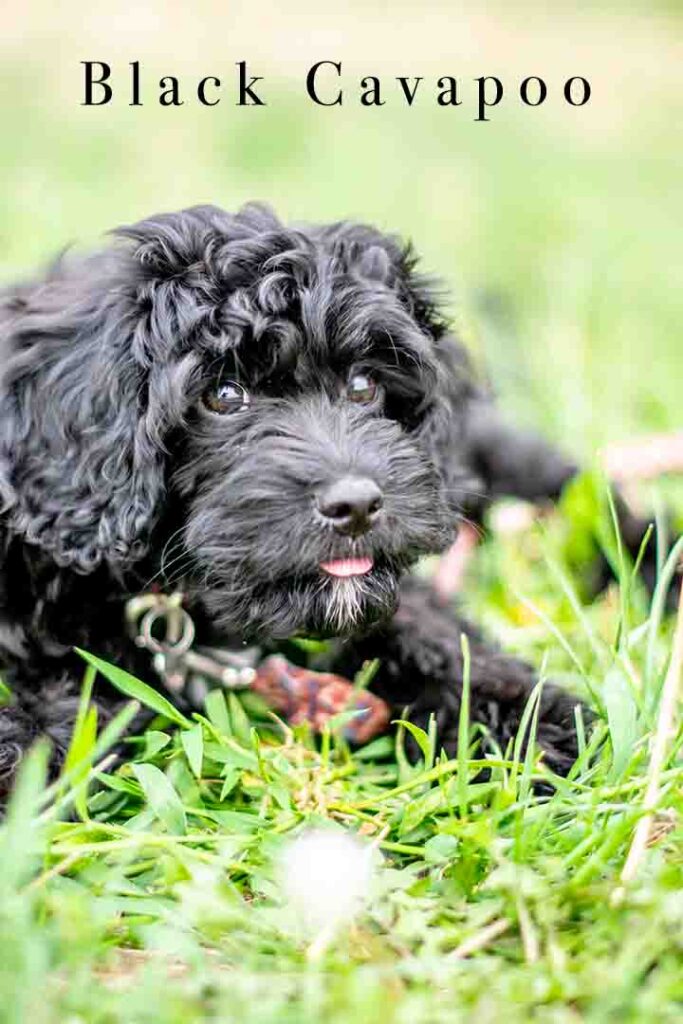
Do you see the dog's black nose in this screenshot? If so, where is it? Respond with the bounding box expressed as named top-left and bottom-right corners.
top-left (316, 477), bottom-right (384, 536)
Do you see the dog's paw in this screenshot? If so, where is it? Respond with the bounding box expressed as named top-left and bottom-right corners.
top-left (533, 687), bottom-right (591, 775)
top-left (401, 683), bottom-right (589, 778)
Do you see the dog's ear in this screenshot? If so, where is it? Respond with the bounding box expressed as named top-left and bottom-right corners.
top-left (357, 234), bottom-right (487, 518)
top-left (414, 333), bottom-right (488, 519)
top-left (0, 211), bottom-right (220, 572)
top-left (0, 266), bottom-right (165, 572)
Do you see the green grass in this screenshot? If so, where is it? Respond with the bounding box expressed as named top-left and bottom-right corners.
top-left (1, 3), bottom-right (682, 1020)
top-left (1, 480), bottom-right (682, 1023)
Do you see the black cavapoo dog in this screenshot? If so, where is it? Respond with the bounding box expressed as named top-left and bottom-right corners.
top-left (0, 203), bottom-right (655, 796)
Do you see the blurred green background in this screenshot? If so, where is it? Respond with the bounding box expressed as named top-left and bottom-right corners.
top-left (1, 0), bottom-right (680, 458)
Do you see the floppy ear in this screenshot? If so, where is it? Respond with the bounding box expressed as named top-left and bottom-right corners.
top-left (414, 332), bottom-right (490, 521)
top-left (373, 240), bottom-right (488, 518)
top-left (0, 209), bottom-right (222, 573)
top-left (0, 262), bottom-right (166, 572)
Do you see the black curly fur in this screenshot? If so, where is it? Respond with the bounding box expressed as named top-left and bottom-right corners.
top-left (0, 202), bottom-right (657, 797)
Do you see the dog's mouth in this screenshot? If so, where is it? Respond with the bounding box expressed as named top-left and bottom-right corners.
top-left (316, 555), bottom-right (391, 635)
top-left (319, 556), bottom-right (374, 578)
top-left (195, 551), bottom-right (400, 641)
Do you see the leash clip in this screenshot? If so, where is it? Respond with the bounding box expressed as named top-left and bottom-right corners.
top-left (126, 591), bottom-right (195, 693)
top-left (125, 591), bottom-right (257, 695)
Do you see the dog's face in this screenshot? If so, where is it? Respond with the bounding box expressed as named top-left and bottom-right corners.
top-left (1, 205), bottom-right (476, 640)
top-left (175, 327), bottom-right (454, 641)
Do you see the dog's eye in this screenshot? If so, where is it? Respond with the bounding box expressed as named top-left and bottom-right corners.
top-left (202, 380), bottom-right (250, 415)
top-left (345, 372), bottom-right (377, 405)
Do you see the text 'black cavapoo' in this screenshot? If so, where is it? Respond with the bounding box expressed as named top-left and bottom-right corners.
top-left (0, 203), bottom-right (655, 796)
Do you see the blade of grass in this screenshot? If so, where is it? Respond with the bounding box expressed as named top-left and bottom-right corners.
top-left (457, 633), bottom-right (472, 818)
top-left (132, 763), bottom-right (187, 835)
top-left (615, 580), bottom-right (683, 898)
top-left (644, 534), bottom-right (683, 692)
top-left (75, 648), bottom-right (192, 729)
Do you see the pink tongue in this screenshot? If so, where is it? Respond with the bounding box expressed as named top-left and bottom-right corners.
top-left (320, 557), bottom-right (374, 578)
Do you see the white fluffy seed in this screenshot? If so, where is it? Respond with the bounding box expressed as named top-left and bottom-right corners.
top-left (279, 828), bottom-right (376, 935)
